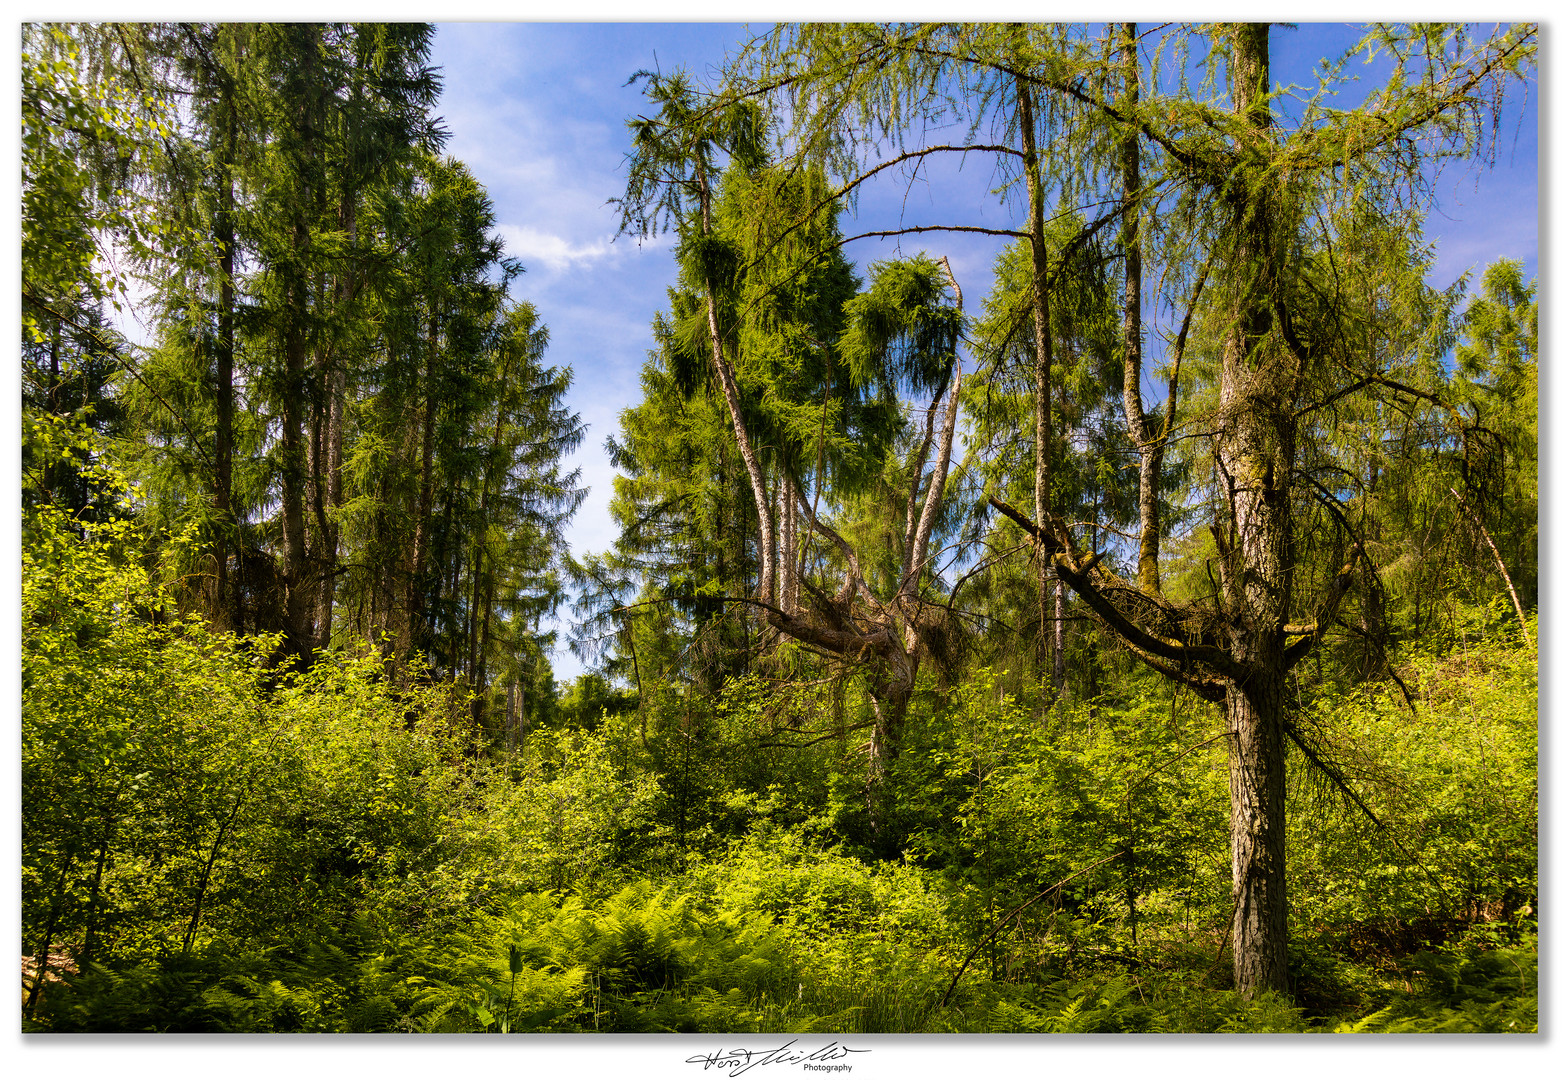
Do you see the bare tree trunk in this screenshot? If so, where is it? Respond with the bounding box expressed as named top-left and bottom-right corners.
top-left (516, 680), bottom-right (526, 755)
top-left (406, 316), bottom-right (438, 660)
top-left (866, 660), bottom-right (915, 779)
top-left (281, 260), bottom-right (313, 667)
top-left (865, 653), bottom-right (917, 855)
top-left (1052, 577), bottom-right (1067, 691)
top-left (1018, 78), bottom-right (1057, 691)
top-left (279, 30), bottom-right (321, 670)
top-left (313, 194), bottom-right (353, 649)
top-left (705, 295), bottom-right (774, 603)
top-left (309, 364), bottom-right (343, 648)
top-left (696, 165), bottom-right (776, 605)
top-left (778, 473), bottom-right (797, 616)
top-left (1452, 486), bottom-right (1531, 646)
top-left (505, 680), bottom-right (517, 755)
top-left (1216, 22), bottom-right (1293, 997)
top-left (214, 76), bottom-right (236, 630)
top-left (1118, 22), bottom-right (1165, 594)
top-left (42, 320), bottom-right (62, 501)
top-left (1226, 666), bottom-right (1288, 994)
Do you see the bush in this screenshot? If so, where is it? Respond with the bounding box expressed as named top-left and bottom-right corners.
top-left (1288, 630), bottom-right (1537, 943)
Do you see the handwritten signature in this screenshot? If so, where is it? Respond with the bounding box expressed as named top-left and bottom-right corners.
top-left (686, 1041), bottom-right (870, 1075)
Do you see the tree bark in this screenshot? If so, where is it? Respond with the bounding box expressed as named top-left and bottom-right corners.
top-left (1226, 666), bottom-right (1289, 994)
top-left (281, 231), bottom-right (313, 668)
top-left (43, 320), bottom-right (61, 498)
top-left (778, 472), bottom-right (797, 616)
top-left (406, 314), bottom-right (439, 661)
top-left (469, 339), bottom-right (514, 695)
top-left (1052, 576), bottom-right (1067, 691)
top-left (1216, 22), bottom-right (1294, 996)
top-left (1017, 77), bottom-right (1058, 686)
top-left (313, 193), bottom-right (353, 649)
top-left (214, 68), bottom-right (237, 630)
top-left (695, 161), bottom-right (776, 605)
top-left (278, 27), bottom-right (322, 670)
top-left (864, 652), bottom-right (917, 856)
top-left (1118, 23), bottom-right (1165, 594)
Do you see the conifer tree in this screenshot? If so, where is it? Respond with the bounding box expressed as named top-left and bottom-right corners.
top-left (711, 19), bottom-right (1534, 991)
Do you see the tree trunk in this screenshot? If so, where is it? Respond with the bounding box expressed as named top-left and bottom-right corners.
top-left (314, 216), bottom-right (350, 647)
top-left (281, 245), bottom-right (313, 667)
top-left (322, 367), bottom-right (343, 641)
top-left (515, 679), bottom-right (526, 755)
top-left (24, 849), bottom-right (76, 1018)
top-left (705, 296), bottom-right (774, 604)
top-left (1216, 22), bottom-right (1294, 997)
top-left (82, 811), bottom-right (117, 961)
top-left (697, 164), bottom-right (775, 605)
top-left (1226, 666), bottom-right (1288, 994)
top-left (43, 315), bottom-right (62, 500)
top-left (1118, 22), bottom-right (1165, 594)
top-left (902, 260), bottom-right (962, 593)
top-left (778, 472), bottom-right (797, 616)
top-left (406, 315), bottom-right (438, 659)
top-left (279, 29), bottom-right (320, 670)
top-left (1354, 461), bottom-right (1390, 677)
top-left (306, 363), bottom-right (342, 649)
top-left (1052, 576), bottom-right (1067, 691)
top-left (865, 651), bottom-right (917, 855)
top-left (1017, 78), bottom-right (1057, 691)
top-left (214, 72), bottom-right (236, 630)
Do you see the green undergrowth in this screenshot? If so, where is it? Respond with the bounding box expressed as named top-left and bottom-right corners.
top-left (24, 500), bottom-right (1535, 1033)
top-left (32, 842), bottom-right (1538, 1033)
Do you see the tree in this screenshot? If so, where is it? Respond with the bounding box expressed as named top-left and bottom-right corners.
top-left (21, 25), bottom-right (183, 344)
top-left (616, 73), bottom-right (971, 813)
top-left (21, 25), bottom-right (192, 519)
top-left (1450, 259), bottom-right (1537, 625)
top-left (998, 23), bottom-right (1533, 993)
top-left (23, 23), bottom-right (585, 729)
top-left (328, 158), bottom-right (583, 704)
top-left (708, 20), bottom-right (1533, 992)
top-left (455, 301), bottom-right (585, 724)
top-left (967, 214), bottom-right (1131, 694)
top-left (578, 333), bottom-right (763, 696)
top-left (241, 24), bottom-right (445, 667)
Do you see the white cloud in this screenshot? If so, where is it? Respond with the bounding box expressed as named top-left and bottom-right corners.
top-left (497, 224), bottom-right (613, 273)
top-left (496, 223), bottom-right (674, 276)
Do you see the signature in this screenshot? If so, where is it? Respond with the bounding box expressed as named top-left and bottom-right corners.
top-left (686, 1041), bottom-right (870, 1075)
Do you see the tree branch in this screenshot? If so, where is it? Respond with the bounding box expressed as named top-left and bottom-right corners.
top-left (1282, 543), bottom-right (1362, 669)
top-left (989, 495), bottom-right (1244, 681)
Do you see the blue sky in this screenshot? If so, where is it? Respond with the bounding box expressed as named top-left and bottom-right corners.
top-left (2, 10), bottom-right (1550, 1078)
top-left (427, 21), bottom-right (1538, 683)
top-left (431, 23), bottom-right (752, 673)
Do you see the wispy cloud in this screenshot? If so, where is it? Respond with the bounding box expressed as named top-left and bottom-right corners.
top-left (496, 224), bottom-right (671, 275)
top-left (498, 225), bottom-right (612, 272)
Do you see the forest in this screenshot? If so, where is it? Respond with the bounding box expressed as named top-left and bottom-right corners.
top-left (21, 22), bottom-right (1538, 1034)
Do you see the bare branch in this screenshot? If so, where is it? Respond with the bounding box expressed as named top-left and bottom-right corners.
top-left (989, 495), bottom-right (1244, 681)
